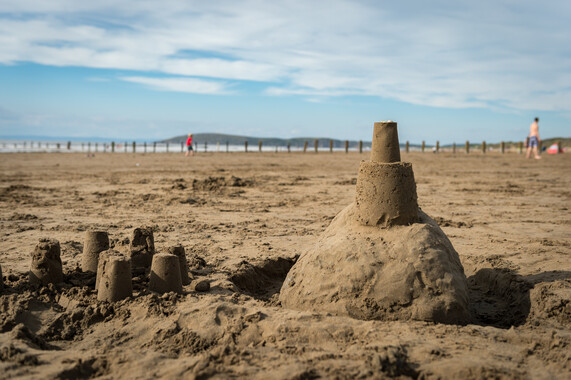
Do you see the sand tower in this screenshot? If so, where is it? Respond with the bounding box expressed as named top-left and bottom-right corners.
top-left (166, 245), bottom-right (192, 285)
top-left (280, 121), bottom-right (470, 324)
top-left (149, 253), bottom-right (183, 294)
top-left (128, 227), bottom-right (155, 273)
top-left (29, 238), bottom-right (63, 285)
top-left (97, 250), bottom-right (133, 302)
top-left (82, 230), bottom-right (109, 272)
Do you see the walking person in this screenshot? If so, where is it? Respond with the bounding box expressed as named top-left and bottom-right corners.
top-left (185, 133), bottom-right (194, 157)
top-left (526, 118), bottom-right (541, 159)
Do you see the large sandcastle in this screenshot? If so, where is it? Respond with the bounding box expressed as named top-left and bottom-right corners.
top-left (280, 121), bottom-right (470, 324)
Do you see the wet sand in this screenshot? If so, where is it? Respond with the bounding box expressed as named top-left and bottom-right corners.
top-left (0, 151), bottom-right (569, 379)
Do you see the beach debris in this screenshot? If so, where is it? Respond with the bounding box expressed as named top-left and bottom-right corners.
top-left (29, 238), bottom-right (63, 285)
top-left (97, 250), bottom-right (133, 302)
top-left (280, 121), bottom-right (471, 324)
top-left (82, 230), bottom-right (109, 273)
top-left (166, 245), bottom-right (192, 285)
top-left (194, 279), bottom-right (210, 292)
top-left (149, 253), bottom-right (182, 294)
top-left (128, 227), bottom-right (155, 273)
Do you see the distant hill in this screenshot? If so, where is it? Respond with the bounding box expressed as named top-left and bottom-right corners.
top-left (160, 133), bottom-right (375, 148)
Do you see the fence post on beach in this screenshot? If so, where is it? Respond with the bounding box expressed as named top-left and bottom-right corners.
top-left (245, 141), bottom-right (248, 153)
top-left (226, 141), bottom-right (229, 153)
top-left (315, 139), bottom-right (318, 153)
top-left (518, 141), bottom-right (523, 154)
top-left (345, 140), bottom-right (349, 153)
top-left (259, 140), bottom-right (262, 152)
top-left (359, 140), bottom-right (363, 153)
top-left (153, 142), bottom-right (156, 153)
top-left (436, 141), bottom-right (439, 153)
top-left (329, 140), bottom-right (333, 153)
top-left (482, 141), bottom-right (486, 154)
top-left (166, 143), bottom-right (169, 153)
top-left (132, 141), bottom-right (136, 153)
top-left (111, 142), bottom-right (115, 153)
top-left (67, 141), bottom-right (71, 150)
top-left (88, 142), bottom-right (91, 153)
top-left (95, 143), bottom-right (98, 152)
top-left (421, 141), bottom-right (425, 153)
top-left (465, 141), bottom-right (469, 154)
top-left (204, 141), bottom-right (207, 153)
top-left (452, 142), bottom-right (456, 154)
top-left (56, 143), bottom-right (60, 151)
top-left (500, 141), bottom-right (505, 154)
top-left (287, 143), bottom-right (291, 153)
top-left (144, 142), bottom-right (147, 153)
top-left (406, 141), bottom-right (409, 153)
top-left (303, 141), bottom-right (308, 153)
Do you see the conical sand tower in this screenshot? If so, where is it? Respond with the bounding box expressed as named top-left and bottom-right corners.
top-left (280, 121), bottom-right (470, 324)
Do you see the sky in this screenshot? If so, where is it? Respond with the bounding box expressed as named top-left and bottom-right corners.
top-left (0, 0), bottom-right (570, 143)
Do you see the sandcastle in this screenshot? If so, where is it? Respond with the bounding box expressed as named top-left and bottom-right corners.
top-left (82, 230), bottom-right (109, 272)
top-left (280, 121), bottom-right (470, 324)
top-left (166, 245), bottom-right (192, 285)
top-left (29, 238), bottom-right (63, 285)
top-left (149, 253), bottom-right (183, 294)
top-left (129, 227), bottom-right (155, 273)
top-left (97, 250), bottom-right (133, 302)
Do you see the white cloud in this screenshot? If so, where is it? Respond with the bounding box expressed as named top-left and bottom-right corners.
top-left (120, 76), bottom-right (230, 94)
top-left (160, 59), bottom-right (285, 82)
top-left (0, 1), bottom-right (570, 111)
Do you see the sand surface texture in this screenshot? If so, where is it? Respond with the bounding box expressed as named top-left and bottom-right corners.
top-left (0, 151), bottom-right (569, 379)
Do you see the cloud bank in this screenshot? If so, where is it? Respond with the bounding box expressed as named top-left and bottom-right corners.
top-left (1, 0), bottom-right (569, 111)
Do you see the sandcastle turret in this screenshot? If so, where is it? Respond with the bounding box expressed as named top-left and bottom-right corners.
top-left (149, 253), bottom-right (183, 294)
top-left (355, 121), bottom-right (418, 227)
top-left (166, 245), bottom-right (192, 286)
top-left (29, 238), bottom-right (63, 285)
top-left (128, 227), bottom-right (155, 274)
top-left (82, 230), bottom-right (109, 272)
top-left (97, 250), bottom-right (133, 302)
top-left (280, 121), bottom-right (470, 324)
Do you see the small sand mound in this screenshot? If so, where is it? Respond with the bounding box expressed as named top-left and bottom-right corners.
top-left (192, 176), bottom-right (254, 192)
top-left (529, 280), bottom-right (571, 326)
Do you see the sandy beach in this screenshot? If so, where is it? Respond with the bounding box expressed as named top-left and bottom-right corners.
top-left (0, 150), bottom-right (569, 379)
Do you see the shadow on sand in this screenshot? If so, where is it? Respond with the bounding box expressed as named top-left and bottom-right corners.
top-left (467, 268), bottom-right (571, 328)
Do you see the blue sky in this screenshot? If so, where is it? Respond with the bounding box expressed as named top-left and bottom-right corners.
top-left (0, 0), bottom-right (570, 143)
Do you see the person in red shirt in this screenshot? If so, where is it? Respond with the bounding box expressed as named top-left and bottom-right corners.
top-left (185, 133), bottom-right (194, 157)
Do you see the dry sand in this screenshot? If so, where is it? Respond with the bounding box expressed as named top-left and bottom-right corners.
top-left (0, 151), bottom-right (569, 379)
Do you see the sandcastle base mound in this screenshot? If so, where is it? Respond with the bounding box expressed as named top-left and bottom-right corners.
top-left (279, 203), bottom-right (470, 324)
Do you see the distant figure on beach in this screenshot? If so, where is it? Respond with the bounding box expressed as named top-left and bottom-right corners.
top-left (185, 133), bottom-right (194, 157)
top-left (526, 118), bottom-right (541, 159)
